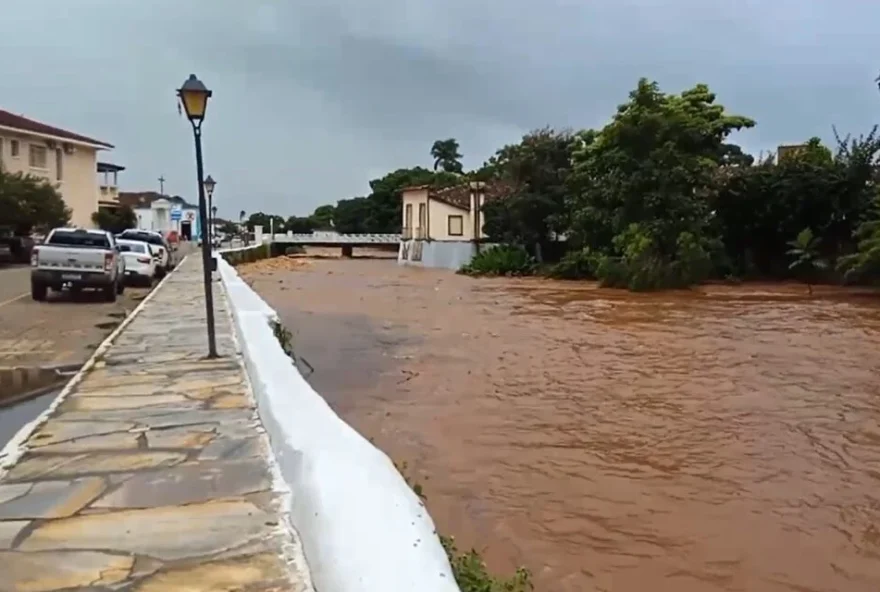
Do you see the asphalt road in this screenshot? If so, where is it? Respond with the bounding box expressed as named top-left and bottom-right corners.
top-left (0, 264), bottom-right (153, 367)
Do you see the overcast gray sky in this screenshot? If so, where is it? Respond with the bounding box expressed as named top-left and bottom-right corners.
top-left (1, 0), bottom-right (879, 217)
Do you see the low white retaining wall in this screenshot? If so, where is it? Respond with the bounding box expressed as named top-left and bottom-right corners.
top-left (217, 254), bottom-right (460, 592)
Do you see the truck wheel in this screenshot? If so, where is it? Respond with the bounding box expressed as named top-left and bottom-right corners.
top-left (103, 282), bottom-right (118, 302)
top-left (156, 267), bottom-right (167, 279)
top-left (116, 280), bottom-right (125, 295)
top-left (31, 282), bottom-right (47, 301)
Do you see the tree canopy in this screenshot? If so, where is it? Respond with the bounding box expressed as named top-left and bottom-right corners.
top-left (0, 171), bottom-right (70, 234)
top-left (92, 205), bottom-right (137, 234)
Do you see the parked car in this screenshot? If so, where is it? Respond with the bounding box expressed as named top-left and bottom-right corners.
top-left (116, 230), bottom-right (173, 277)
top-left (30, 228), bottom-right (125, 302)
top-left (117, 239), bottom-right (157, 286)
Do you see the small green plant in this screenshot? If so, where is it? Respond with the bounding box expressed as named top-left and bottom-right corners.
top-left (440, 535), bottom-right (533, 592)
top-left (787, 227), bottom-right (827, 295)
top-left (459, 245), bottom-right (536, 277)
top-left (394, 461), bottom-right (533, 592)
top-left (393, 460), bottom-right (426, 501)
top-left (269, 318), bottom-right (295, 358)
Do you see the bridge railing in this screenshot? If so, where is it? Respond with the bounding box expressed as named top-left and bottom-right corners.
top-left (270, 233), bottom-right (401, 244)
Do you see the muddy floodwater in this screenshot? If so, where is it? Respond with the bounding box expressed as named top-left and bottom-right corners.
top-left (242, 255), bottom-right (880, 592)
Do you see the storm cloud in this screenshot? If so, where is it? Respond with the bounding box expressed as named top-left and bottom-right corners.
top-left (1, 0), bottom-right (878, 216)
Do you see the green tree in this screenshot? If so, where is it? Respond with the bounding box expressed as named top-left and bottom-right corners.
top-left (479, 127), bottom-right (578, 260)
top-left (713, 130), bottom-right (880, 277)
top-left (285, 215), bottom-right (315, 234)
top-left (246, 212), bottom-right (285, 233)
top-left (333, 197), bottom-right (373, 234)
top-left (91, 205), bottom-right (137, 234)
top-left (0, 170), bottom-right (71, 234)
top-left (310, 204), bottom-right (335, 229)
top-left (787, 227), bottom-right (827, 294)
top-left (430, 138), bottom-right (464, 173)
top-left (567, 79), bottom-right (755, 289)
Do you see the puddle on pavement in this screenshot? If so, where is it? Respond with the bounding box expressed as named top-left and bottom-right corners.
top-left (0, 390), bottom-right (58, 449)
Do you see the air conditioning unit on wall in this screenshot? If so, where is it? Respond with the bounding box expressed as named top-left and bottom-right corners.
top-left (63, 143), bottom-right (75, 155)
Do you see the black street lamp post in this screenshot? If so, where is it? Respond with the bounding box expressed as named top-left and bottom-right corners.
top-left (177, 74), bottom-right (218, 358)
top-left (204, 174), bottom-right (216, 248)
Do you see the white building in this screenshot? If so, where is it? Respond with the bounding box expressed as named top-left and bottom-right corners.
top-left (118, 192), bottom-right (202, 240)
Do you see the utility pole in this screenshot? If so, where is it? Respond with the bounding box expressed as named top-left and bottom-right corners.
top-left (158, 175), bottom-right (166, 195)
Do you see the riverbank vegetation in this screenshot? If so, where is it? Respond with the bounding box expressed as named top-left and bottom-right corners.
top-left (245, 76), bottom-right (880, 292)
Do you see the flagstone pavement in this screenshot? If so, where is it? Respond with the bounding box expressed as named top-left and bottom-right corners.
top-left (0, 256), bottom-right (312, 591)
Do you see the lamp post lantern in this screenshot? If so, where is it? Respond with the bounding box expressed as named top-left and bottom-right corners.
top-left (204, 174), bottom-right (216, 247)
top-left (177, 74), bottom-right (218, 358)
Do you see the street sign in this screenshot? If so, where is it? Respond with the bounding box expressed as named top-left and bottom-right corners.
top-left (170, 209), bottom-right (182, 221)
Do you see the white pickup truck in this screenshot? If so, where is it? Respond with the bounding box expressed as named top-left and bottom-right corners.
top-left (30, 228), bottom-right (126, 302)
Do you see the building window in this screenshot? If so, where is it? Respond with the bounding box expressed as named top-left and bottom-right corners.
top-left (10, 139), bottom-right (20, 158)
top-left (29, 144), bottom-right (48, 169)
top-left (448, 215), bottom-right (464, 236)
top-left (55, 148), bottom-right (63, 180)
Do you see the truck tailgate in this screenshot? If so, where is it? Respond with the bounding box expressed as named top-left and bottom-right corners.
top-left (37, 246), bottom-right (108, 272)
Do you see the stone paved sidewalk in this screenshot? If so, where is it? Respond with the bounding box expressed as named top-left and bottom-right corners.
top-left (0, 256), bottom-right (311, 591)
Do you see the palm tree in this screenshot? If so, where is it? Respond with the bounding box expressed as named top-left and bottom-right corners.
top-left (787, 227), bottom-right (827, 295)
top-left (430, 138), bottom-right (464, 174)
top-left (238, 210), bottom-right (247, 245)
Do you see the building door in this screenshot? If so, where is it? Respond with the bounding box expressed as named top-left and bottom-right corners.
top-left (180, 221), bottom-right (192, 241)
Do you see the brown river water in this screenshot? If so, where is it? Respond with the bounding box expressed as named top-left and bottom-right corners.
top-left (240, 254), bottom-right (880, 592)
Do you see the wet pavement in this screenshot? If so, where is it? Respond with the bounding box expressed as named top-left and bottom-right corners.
top-left (0, 265), bottom-right (152, 368)
top-left (0, 392), bottom-right (58, 449)
top-left (0, 256), bottom-right (311, 592)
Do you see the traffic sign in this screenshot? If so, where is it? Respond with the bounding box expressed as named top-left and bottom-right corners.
top-left (170, 209), bottom-right (182, 221)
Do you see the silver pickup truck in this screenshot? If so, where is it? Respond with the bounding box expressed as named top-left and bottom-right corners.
top-left (30, 228), bottom-right (126, 302)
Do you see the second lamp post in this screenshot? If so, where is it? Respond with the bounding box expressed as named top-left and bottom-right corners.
top-left (204, 174), bottom-right (216, 248)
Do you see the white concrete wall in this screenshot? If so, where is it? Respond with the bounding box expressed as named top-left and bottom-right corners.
top-left (217, 251), bottom-right (459, 592)
top-left (398, 240), bottom-right (477, 270)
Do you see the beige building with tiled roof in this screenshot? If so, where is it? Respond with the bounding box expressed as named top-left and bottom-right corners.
top-left (0, 108), bottom-right (115, 229)
top-left (400, 180), bottom-right (512, 241)
top-left (399, 179), bottom-right (512, 268)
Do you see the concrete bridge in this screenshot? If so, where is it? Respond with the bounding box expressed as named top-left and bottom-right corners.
top-left (0, 252), bottom-right (456, 592)
top-left (270, 233), bottom-right (400, 257)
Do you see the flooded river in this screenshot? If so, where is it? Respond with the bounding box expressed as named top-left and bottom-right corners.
top-left (242, 256), bottom-right (880, 592)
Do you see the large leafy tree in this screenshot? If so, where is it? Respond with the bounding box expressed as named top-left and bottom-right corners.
top-left (479, 127), bottom-right (578, 258)
top-left (310, 204), bottom-right (336, 229)
top-left (333, 197), bottom-right (373, 234)
top-left (92, 205), bottom-right (137, 234)
top-left (285, 215), bottom-right (315, 234)
top-left (246, 212), bottom-right (285, 233)
top-left (430, 138), bottom-right (464, 173)
top-left (714, 132), bottom-right (880, 277)
top-left (0, 170), bottom-right (70, 234)
top-left (566, 79), bottom-right (754, 285)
